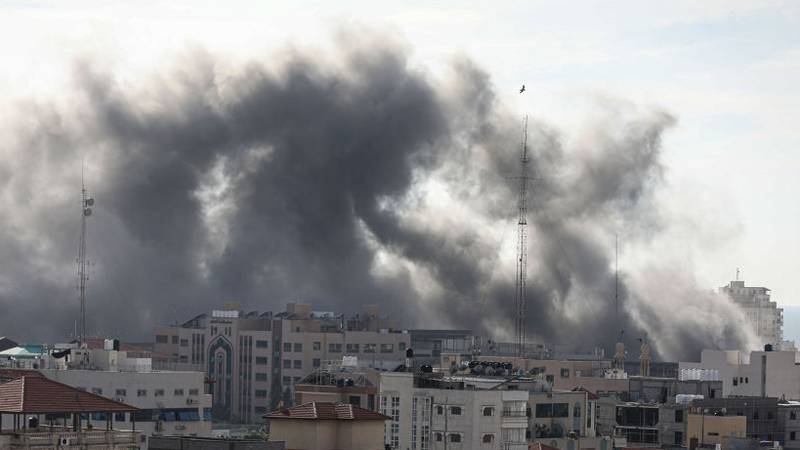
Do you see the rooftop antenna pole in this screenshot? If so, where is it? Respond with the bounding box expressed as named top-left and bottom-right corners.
top-left (515, 115), bottom-right (530, 358)
top-left (77, 162), bottom-right (94, 346)
top-left (615, 234), bottom-right (619, 322)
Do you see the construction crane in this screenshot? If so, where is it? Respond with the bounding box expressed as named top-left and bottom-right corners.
top-left (514, 116), bottom-right (530, 357)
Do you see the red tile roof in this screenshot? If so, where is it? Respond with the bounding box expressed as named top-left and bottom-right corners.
top-left (265, 402), bottom-right (390, 421)
top-left (0, 369), bottom-right (43, 382)
top-left (0, 376), bottom-right (139, 413)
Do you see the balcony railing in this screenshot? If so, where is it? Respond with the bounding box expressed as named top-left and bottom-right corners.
top-left (502, 409), bottom-right (528, 417)
top-left (4, 429), bottom-right (140, 448)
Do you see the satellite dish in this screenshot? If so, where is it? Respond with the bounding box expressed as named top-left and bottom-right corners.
top-left (83, 208), bottom-right (92, 216)
top-left (85, 198), bottom-right (95, 206)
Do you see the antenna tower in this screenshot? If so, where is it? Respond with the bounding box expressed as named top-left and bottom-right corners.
top-left (514, 116), bottom-right (530, 357)
top-left (77, 168), bottom-right (94, 345)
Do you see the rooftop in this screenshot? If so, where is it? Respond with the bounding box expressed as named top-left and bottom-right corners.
top-left (0, 376), bottom-right (139, 413)
top-left (265, 402), bottom-right (389, 421)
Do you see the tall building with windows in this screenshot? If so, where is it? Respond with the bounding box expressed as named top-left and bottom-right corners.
top-left (154, 302), bottom-right (410, 424)
top-left (719, 280), bottom-right (784, 349)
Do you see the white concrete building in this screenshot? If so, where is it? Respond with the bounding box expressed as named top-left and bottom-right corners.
top-left (379, 372), bottom-right (529, 450)
top-left (37, 346), bottom-right (212, 450)
top-left (680, 349), bottom-right (800, 399)
top-left (719, 280), bottom-right (784, 349)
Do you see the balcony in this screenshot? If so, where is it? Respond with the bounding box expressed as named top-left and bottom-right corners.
top-left (2, 428), bottom-right (141, 449)
top-left (502, 409), bottom-right (528, 417)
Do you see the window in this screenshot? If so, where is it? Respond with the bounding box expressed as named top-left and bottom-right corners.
top-left (171, 336), bottom-right (178, 344)
top-left (436, 405), bottom-right (444, 415)
top-left (156, 335), bottom-right (168, 344)
top-left (364, 343), bottom-right (376, 353)
top-left (754, 411), bottom-right (759, 420)
top-left (675, 431), bottom-right (684, 445)
top-left (137, 389), bottom-right (147, 397)
top-left (293, 342), bottom-right (302, 352)
top-left (313, 358), bottom-right (321, 368)
top-left (256, 340), bottom-right (269, 348)
top-left (189, 389), bottom-right (199, 396)
top-left (329, 343), bottom-right (342, 353)
top-left (483, 406), bottom-right (495, 416)
top-left (733, 377), bottom-right (738, 386)
top-left (114, 412), bottom-right (126, 422)
top-left (791, 432), bottom-right (797, 441)
top-left (283, 359), bottom-right (291, 369)
top-left (91, 387), bottom-right (103, 395)
top-left (449, 434), bottom-right (461, 443)
top-left (346, 343), bottom-right (360, 353)
top-left (482, 434), bottom-right (494, 443)
top-left (313, 341), bottom-right (321, 351)
top-left (675, 409), bottom-right (684, 423)
top-left (546, 374), bottom-right (555, 384)
top-left (791, 411), bottom-right (798, 420)
top-left (399, 342), bottom-right (407, 351)
top-left (115, 389), bottom-right (127, 396)
top-left (255, 390), bottom-right (268, 398)
top-left (154, 389), bottom-right (164, 397)
top-left (561, 368), bottom-right (570, 378)
top-left (745, 377), bottom-right (749, 383)
top-left (380, 343), bottom-right (394, 353)
top-left (708, 432), bottom-right (719, 437)
top-left (283, 342), bottom-right (292, 352)
top-left (180, 339), bottom-right (189, 347)
top-left (293, 360), bottom-right (302, 369)
top-left (435, 433), bottom-right (443, 442)
top-left (282, 376), bottom-right (291, 384)
top-left (256, 373), bottom-right (268, 382)
top-left (450, 406), bottom-right (462, 415)
top-left (768, 411), bottom-right (774, 420)
top-left (174, 389), bottom-right (184, 396)
top-left (255, 357), bottom-right (268, 365)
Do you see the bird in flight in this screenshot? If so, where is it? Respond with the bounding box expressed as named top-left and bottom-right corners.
top-left (519, 84), bottom-right (525, 93)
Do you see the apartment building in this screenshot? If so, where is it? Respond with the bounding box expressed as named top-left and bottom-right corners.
top-left (379, 372), bottom-right (531, 450)
top-left (680, 349), bottom-right (800, 399)
top-left (154, 303), bottom-right (409, 424)
top-left (525, 388), bottom-right (601, 450)
top-left (719, 280), bottom-right (783, 349)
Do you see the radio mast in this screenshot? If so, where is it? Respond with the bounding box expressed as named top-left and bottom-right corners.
top-left (514, 116), bottom-right (530, 357)
top-left (77, 168), bottom-right (94, 345)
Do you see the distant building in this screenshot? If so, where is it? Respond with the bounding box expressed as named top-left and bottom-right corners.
top-left (686, 413), bottom-right (747, 450)
top-left (265, 401), bottom-right (389, 450)
top-left (719, 280), bottom-right (783, 349)
top-left (293, 366), bottom-right (379, 411)
top-left (154, 303), bottom-right (410, 424)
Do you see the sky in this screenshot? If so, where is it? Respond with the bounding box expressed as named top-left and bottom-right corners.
top-left (0, 1), bottom-right (798, 355)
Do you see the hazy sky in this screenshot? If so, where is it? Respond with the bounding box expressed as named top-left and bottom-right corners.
top-left (1, 0), bottom-right (798, 316)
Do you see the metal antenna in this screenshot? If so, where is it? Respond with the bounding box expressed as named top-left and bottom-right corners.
top-left (514, 115), bottom-right (530, 357)
top-left (615, 234), bottom-right (619, 321)
top-left (77, 162), bottom-right (95, 346)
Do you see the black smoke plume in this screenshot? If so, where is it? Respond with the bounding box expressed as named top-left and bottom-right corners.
top-left (0, 35), bottom-right (755, 360)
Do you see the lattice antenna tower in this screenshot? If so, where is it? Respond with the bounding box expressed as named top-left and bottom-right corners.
top-left (515, 116), bottom-right (530, 357)
top-left (77, 165), bottom-right (95, 346)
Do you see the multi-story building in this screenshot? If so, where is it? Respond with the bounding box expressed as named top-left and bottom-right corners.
top-left (379, 372), bottom-right (529, 450)
top-left (680, 349), bottom-right (800, 399)
top-left (154, 303), bottom-right (410, 424)
top-left (719, 280), bottom-right (783, 349)
top-left (31, 344), bottom-right (212, 450)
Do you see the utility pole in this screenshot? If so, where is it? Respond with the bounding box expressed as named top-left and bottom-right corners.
top-left (514, 116), bottom-right (530, 358)
top-left (77, 168), bottom-right (94, 346)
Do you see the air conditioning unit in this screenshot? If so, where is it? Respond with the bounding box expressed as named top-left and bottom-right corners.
top-left (59, 437), bottom-right (72, 446)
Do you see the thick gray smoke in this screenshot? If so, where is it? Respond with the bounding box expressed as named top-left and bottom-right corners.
top-left (0, 36), bottom-right (756, 360)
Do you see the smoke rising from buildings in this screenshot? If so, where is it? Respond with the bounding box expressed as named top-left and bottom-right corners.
top-left (0, 34), bottom-right (757, 360)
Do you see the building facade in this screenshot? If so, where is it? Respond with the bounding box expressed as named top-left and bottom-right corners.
top-left (719, 280), bottom-right (783, 349)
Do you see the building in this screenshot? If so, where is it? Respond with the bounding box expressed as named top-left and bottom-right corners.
top-left (379, 372), bottom-right (531, 450)
top-left (148, 435), bottom-right (285, 450)
top-left (265, 401), bottom-right (389, 450)
top-left (293, 366), bottom-right (379, 411)
top-left (719, 280), bottom-right (783, 350)
top-left (0, 375), bottom-right (141, 449)
top-left (154, 303), bottom-right (410, 424)
top-left (526, 388), bottom-right (601, 450)
top-left (686, 413), bottom-right (747, 449)
top-left (779, 401), bottom-right (800, 450)
top-left (692, 397), bottom-right (781, 443)
top-left (680, 349), bottom-right (800, 399)
top-left (408, 329), bottom-right (476, 367)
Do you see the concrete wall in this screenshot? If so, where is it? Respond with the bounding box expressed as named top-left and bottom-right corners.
top-left (687, 414), bottom-right (746, 448)
top-left (149, 436), bottom-right (284, 450)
